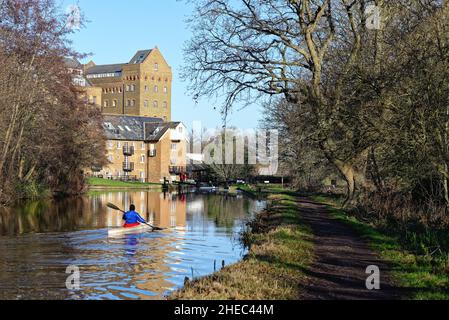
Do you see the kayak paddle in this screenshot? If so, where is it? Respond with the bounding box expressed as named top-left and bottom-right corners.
top-left (106, 202), bottom-right (165, 231)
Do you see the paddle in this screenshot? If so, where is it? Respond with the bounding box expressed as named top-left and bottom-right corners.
top-left (106, 202), bottom-right (165, 231)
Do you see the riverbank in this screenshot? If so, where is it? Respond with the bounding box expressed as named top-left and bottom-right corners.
top-left (86, 177), bottom-right (162, 190)
top-left (311, 195), bottom-right (449, 300)
top-left (170, 188), bottom-right (314, 299)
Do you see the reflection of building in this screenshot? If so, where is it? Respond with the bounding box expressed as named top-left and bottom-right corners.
top-left (100, 191), bottom-right (186, 229)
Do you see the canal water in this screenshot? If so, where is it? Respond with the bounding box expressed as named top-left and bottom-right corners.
top-left (0, 191), bottom-right (265, 300)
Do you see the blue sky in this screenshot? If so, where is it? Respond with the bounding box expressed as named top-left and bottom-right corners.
top-left (60, 0), bottom-right (263, 130)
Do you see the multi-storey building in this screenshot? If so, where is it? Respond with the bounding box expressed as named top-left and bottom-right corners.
top-left (84, 47), bottom-right (172, 121)
top-left (90, 115), bottom-right (187, 183)
top-left (69, 47), bottom-right (187, 183)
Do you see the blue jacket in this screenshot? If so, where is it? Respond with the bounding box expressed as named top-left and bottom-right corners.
top-left (122, 210), bottom-right (146, 224)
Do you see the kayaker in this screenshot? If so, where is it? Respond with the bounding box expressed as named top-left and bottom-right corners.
top-left (122, 205), bottom-right (147, 228)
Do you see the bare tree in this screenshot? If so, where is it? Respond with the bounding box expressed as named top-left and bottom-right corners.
top-left (183, 0), bottom-right (383, 203)
top-left (0, 0), bottom-right (105, 204)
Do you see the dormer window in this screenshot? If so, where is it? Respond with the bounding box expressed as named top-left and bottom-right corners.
top-left (104, 122), bottom-right (114, 130)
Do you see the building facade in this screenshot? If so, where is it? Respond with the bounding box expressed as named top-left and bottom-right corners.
top-left (84, 47), bottom-right (172, 121)
top-left (89, 115), bottom-right (187, 183)
top-left (70, 48), bottom-right (186, 183)
top-left (65, 57), bottom-right (102, 108)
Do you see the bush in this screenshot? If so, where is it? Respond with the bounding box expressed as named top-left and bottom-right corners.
top-left (349, 191), bottom-right (449, 256)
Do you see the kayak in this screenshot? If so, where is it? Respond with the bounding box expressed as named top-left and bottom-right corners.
top-left (108, 224), bottom-right (153, 237)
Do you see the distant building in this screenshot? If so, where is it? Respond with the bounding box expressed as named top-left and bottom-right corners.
top-left (83, 47), bottom-right (172, 121)
top-left (88, 115), bottom-right (187, 183)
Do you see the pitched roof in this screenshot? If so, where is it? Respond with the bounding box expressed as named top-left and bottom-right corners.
top-left (129, 49), bottom-right (152, 64)
top-left (85, 63), bottom-right (125, 75)
top-left (84, 49), bottom-right (153, 75)
top-left (144, 121), bottom-right (180, 142)
top-left (64, 57), bottom-right (82, 69)
top-left (102, 115), bottom-right (180, 142)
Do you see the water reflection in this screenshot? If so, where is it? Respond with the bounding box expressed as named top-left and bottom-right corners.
top-left (0, 191), bottom-right (265, 300)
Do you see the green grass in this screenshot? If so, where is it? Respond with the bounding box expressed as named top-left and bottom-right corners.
top-left (170, 190), bottom-right (314, 300)
top-left (87, 177), bottom-right (162, 188)
top-left (237, 184), bottom-right (296, 197)
top-left (311, 195), bottom-right (449, 300)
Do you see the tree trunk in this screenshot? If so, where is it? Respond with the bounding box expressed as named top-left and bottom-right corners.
top-left (331, 157), bottom-right (371, 207)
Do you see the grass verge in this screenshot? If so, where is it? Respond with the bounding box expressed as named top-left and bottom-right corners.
top-left (311, 194), bottom-right (449, 300)
top-left (169, 190), bottom-right (314, 300)
top-left (86, 177), bottom-right (162, 189)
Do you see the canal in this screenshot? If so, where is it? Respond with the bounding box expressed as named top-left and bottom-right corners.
top-left (0, 191), bottom-right (265, 300)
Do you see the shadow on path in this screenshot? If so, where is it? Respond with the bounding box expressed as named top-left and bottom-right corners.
top-left (297, 198), bottom-right (403, 300)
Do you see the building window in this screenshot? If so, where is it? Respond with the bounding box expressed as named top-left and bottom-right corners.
top-left (153, 85), bottom-right (158, 93)
top-left (104, 100), bottom-right (109, 107)
top-left (178, 126), bottom-right (183, 133)
top-left (163, 86), bottom-right (168, 93)
top-left (112, 100), bottom-right (117, 107)
top-left (171, 143), bottom-right (177, 151)
top-left (107, 141), bottom-right (114, 149)
top-left (140, 155), bottom-right (145, 163)
top-left (154, 63), bottom-right (158, 71)
top-left (126, 85), bottom-right (130, 92)
top-left (92, 96), bottom-right (97, 104)
top-left (107, 155), bottom-right (113, 163)
top-left (170, 158), bottom-right (177, 165)
top-left (153, 101), bottom-right (158, 108)
top-left (144, 100), bottom-right (148, 107)
top-left (131, 84), bottom-right (136, 92)
top-left (132, 99), bottom-right (136, 107)
top-left (162, 101), bottom-right (167, 108)
top-left (117, 141), bottom-right (122, 149)
top-left (144, 85), bottom-right (148, 92)
top-left (141, 142), bottom-right (145, 150)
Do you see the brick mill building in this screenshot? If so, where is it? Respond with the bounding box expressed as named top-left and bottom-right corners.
top-left (69, 47), bottom-right (188, 183)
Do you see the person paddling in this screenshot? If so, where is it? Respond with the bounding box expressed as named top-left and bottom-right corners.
top-left (122, 204), bottom-right (147, 228)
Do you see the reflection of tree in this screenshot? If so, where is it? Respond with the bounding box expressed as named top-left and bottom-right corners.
top-left (0, 196), bottom-right (108, 236)
top-left (205, 195), bottom-right (249, 230)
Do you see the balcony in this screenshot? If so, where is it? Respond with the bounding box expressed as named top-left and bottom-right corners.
top-left (123, 145), bottom-right (135, 156)
top-left (169, 166), bottom-right (187, 175)
top-left (123, 162), bottom-right (135, 172)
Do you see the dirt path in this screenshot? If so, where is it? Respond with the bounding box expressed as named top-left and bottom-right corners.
top-left (297, 198), bottom-right (401, 300)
